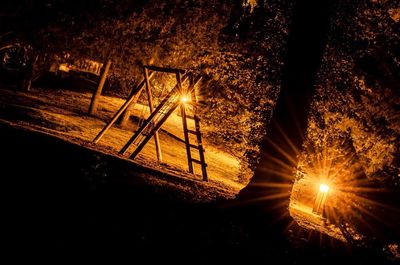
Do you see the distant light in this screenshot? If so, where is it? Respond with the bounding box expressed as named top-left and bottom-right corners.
top-left (58, 64), bottom-right (70, 72)
top-left (180, 95), bottom-right (190, 104)
top-left (313, 183), bottom-right (330, 216)
top-left (320, 184), bottom-right (329, 193)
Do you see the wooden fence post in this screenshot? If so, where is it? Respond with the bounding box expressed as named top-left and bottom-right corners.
top-left (88, 59), bottom-right (112, 115)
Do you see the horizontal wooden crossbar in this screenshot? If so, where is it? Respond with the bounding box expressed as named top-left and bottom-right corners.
top-left (191, 158), bottom-right (201, 164)
top-left (189, 144), bottom-right (200, 150)
top-left (191, 158), bottom-right (207, 167)
top-left (187, 129), bottom-right (197, 135)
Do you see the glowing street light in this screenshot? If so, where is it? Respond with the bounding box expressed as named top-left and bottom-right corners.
top-left (320, 183), bottom-right (329, 193)
top-left (313, 183), bottom-right (330, 216)
top-left (180, 94), bottom-right (190, 104)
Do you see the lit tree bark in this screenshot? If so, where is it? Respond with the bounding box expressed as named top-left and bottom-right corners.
top-left (236, 0), bottom-right (334, 227)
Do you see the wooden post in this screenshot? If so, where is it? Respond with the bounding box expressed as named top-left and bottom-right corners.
top-left (144, 67), bottom-right (162, 162)
top-left (88, 59), bottom-right (112, 115)
top-left (93, 72), bottom-right (154, 144)
top-left (21, 54), bottom-right (39, 92)
top-left (179, 73), bottom-right (194, 174)
top-left (119, 88), bottom-right (143, 128)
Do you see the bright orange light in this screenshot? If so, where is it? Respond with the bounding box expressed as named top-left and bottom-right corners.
top-left (319, 184), bottom-right (329, 193)
top-left (313, 183), bottom-right (330, 216)
top-left (58, 64), bottom-right (70, 72)
top-left (180, 95), bottom-right (190, 104)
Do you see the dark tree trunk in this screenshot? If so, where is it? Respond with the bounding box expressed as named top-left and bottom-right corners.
top-left (235, 0), bottom-right (334, 229)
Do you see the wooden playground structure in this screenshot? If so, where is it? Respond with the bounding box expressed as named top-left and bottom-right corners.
top-left (93, 65), bottom-right (208, 181)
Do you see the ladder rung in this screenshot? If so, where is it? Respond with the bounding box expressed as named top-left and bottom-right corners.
top-left (191, 158), bottom-right (207, 167)
top-left (189, 144), bottom-right (200, 150)
top-left (187, 129), bottom-right (197, 135)
top-left (186, 115), bottom-right (195, 120)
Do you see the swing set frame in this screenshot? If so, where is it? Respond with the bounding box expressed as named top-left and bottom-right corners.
top-left (93, 65), bottom-right (208, 181)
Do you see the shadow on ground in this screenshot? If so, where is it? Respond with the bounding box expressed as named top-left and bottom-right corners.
top-left (2, 123), bottom-right (393, 264)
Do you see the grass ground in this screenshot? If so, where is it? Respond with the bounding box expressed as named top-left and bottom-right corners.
top-left (0, 86), bottom-right (244, 191)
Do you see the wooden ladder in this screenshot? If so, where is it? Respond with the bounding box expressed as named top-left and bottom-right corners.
top-left (180, 76), bottom-right (208, 181)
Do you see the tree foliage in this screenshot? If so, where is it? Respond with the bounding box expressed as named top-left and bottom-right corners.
top-left (301, 0), bottom-right (399, 187)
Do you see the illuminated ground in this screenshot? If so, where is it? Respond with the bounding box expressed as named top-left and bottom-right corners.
top-left (289, 203), bottom-right (345, 242)
top-left (0, 86), bottom-right (244, 192)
